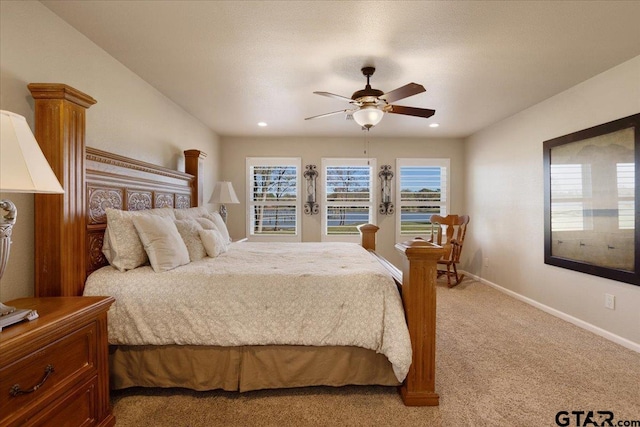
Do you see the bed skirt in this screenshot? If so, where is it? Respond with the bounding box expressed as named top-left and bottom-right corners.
top-left (109, 344), bottom-right (401, 392)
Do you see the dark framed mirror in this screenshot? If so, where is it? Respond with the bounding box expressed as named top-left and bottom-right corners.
top-left (543, 113), bottom-right (640, 286)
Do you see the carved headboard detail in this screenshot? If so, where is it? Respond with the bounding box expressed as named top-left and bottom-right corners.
top-left (85, 147), bottom-right (194, 276)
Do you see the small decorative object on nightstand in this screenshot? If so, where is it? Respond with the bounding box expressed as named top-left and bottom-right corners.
top-left (0, 308), bottom-right (38, 332)
top-left (0, 296), bottom-right (115, 426)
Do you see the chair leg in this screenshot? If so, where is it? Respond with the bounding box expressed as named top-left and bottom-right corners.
top-left (445, 264), bottom-right (452, 286)
top-left (447, 263), bottom-right (464, 288)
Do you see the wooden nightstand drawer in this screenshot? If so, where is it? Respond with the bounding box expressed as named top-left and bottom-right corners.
top-left (27, 376), bottom-right (98, 427)
top-left (0, 322), bottom-right (97, 422)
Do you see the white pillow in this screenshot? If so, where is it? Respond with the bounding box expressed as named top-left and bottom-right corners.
top-left (194, 217), bottom-right (218, 231)
top-left (174, 206), bottom-right (211, 220)
top-left (204, 212), bottom-right (231, 243)
top-left (102, 227), bottom-right (113, 264)
top-left (199, 229), bottom-right (229, 258)
top-left (132, 215), bottom-right (190, 272)
top-left (105, 208), bottom-right (176, 271)
top-left (174, 219), bottom-right (207, 262)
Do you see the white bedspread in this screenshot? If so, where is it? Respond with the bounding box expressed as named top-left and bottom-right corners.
top-left (84, 242), bottom-right (412, 381)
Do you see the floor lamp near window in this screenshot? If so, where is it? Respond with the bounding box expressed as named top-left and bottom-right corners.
top-left (0, 110), bottom-right (65, 329)
top-left (209, 181), bottom-right (239, 223)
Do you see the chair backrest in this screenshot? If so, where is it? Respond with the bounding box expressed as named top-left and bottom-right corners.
top-left (430, 214), bottom-right (470, 262)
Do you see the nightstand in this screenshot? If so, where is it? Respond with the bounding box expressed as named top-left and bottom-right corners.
top-left (0, 297), bottom-right (115, 427)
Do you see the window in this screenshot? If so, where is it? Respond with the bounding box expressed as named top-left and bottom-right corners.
top-left (396, 158), bottom-right (450, 240)
top-left (321, 158), bottom-right (376, 241)
top-left (246, 157), bottom-right (301, 241)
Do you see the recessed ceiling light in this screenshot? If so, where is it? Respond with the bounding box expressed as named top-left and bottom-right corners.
top-left (429, 123), bottom-right (439, 128)
top-left (257, 122), bottom-right (267, 127)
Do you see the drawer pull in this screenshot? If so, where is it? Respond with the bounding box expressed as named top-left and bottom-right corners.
top-left (9, 364), bottom-right (55, 397)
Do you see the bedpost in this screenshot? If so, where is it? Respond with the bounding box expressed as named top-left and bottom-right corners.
top-left (28, 83), bottom-right (97, 297)
top-left (184, 149), bottom-right (207, 207)
top-left (396, 239), bottom-right (446, 406)
top-left (358, 224), bottom-right (379, 251)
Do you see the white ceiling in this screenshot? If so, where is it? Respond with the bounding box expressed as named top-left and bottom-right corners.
top-left (42, 1), bottom-right (640, 139)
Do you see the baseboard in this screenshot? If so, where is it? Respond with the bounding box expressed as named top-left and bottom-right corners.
top-left (461, 271), bottom-right (640, 353)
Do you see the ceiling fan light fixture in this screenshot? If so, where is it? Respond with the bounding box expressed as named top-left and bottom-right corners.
top-left (307, 67), bottom-right (435, 127)
top-left (352, 105), bottom-right (384, 129)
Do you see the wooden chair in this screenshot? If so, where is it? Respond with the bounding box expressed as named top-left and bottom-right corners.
top-left (429, 214), bottom-right (470, 287)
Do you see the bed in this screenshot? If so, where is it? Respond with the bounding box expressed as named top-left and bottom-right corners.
top-left (29, 83), bottom-right (446, 407)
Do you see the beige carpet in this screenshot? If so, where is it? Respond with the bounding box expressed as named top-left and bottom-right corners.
top-left (111, 279), bottom-right (640, 426)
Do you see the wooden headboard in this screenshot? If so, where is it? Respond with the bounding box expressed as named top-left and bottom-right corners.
top-left (85, 147), bottom-right (195, 276)
top-left (29, 83), bottom-right (204, 297)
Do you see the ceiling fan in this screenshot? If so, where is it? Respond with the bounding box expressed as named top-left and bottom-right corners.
top-left (305, 67), bottom-right (436, 129)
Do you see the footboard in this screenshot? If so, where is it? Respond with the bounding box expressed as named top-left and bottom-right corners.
top-left (359, 224), bottom-right (446, 406)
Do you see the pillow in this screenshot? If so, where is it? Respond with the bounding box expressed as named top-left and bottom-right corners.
top-left (174, 206), bottom-right (211, 220)
top-left (199, 229), bottom-right (229, 258)
top-left (105, 208), bottom-right (177, 271)
top-left (102, 227), bottom-right (113, 264)
top-left (204, 212), bottom-right (231, 243)
top-left (174, 219), bottom-right (207, 262)
top-left (132, 215), bottom-right (190, 272)
top-left (194, 217), bottom-right (218, 230)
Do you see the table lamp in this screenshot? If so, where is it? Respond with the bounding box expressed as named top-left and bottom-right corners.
top-left (0, 110), bottom-right (65, 329)
top-left (208, 181), bottom-right (239, 223)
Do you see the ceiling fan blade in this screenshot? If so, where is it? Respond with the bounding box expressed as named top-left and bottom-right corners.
top-left (313, 91), bottom-right (355, 103)
top-left (305, 109), bottom-right (353, 120)
top-left (384, 105), bottom-right (436, 119)
top-left (379, 83), bottom-right (426, 104)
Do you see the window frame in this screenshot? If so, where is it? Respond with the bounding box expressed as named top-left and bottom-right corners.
top-left (245, 157), bottom-right (302, 242)
top-left (395, 158), bottom-right (451, 242)
top-left (320, 157), bottom-right (377, 242)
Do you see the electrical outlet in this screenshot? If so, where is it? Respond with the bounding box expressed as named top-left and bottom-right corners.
top-left (604, 294), bottom-right (615, 310)
top-left (484, 257), bottom-right (489, 268)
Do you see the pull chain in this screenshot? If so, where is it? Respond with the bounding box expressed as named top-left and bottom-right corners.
top-left (363, 128), bottom-right (370, 165)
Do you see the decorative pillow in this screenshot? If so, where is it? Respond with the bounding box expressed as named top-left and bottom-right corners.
top-left (174, 219), bottom-right (207, 262)
top-left (132, 215), bottom-right (190, 272)
top-left (204, 212), bottom-right (231, 243)
top-left (105, 208), bottom-right (176, 271)
top-left (194, 217), bottom-right (218, 230)
top-left (199, 229), bottom-right (229, 258)
top-left (174, 206), bottom-right (211, 220)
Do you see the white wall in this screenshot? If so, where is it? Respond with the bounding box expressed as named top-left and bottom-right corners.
top-left (221, 136), bottom-right (465, 266)
top-left (464, 56), bottom-right (640, 347)
top-left (0, 1), bottom-right (221, 301)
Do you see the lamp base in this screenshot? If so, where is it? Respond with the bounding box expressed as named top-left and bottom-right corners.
top-left (0, 196), bottom-right (39, 330)
top-left (219, 204), bottom-right (228, 223)
top-left (0, 199), bottom-right (17, 281)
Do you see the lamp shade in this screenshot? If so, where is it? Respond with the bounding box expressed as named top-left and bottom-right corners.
top-left (352, 105), bottom-right (384, 129)
top-left (208, 181), bottom-right (239, 204)
top-left (0, 110), bottom-right (64, 194)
